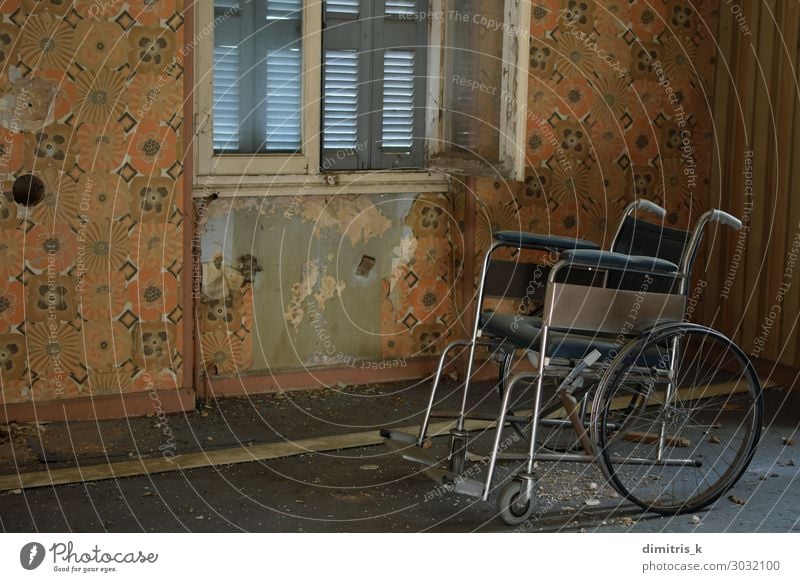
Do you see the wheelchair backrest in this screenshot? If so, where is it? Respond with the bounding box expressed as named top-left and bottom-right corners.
top-left (611, 216), bottom-right (691, 264)
top-left (608, 216), bottom-right (692, 293)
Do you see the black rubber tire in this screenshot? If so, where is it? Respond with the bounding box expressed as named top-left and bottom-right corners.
top-left (449, 435), bottom-right (467, 475)
top-left (591, 323), bottom-right (763, 515)
top-left (498, 480), bottom-right (535, 525)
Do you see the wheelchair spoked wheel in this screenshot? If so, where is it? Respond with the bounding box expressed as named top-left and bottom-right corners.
top-left (591, 323), bottom-right (763, 515)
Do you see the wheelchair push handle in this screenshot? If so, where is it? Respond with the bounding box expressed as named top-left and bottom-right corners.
top-left (631, 199), bottom-right (667, 219)
top-left (710, 209), bottom-right (743, 230)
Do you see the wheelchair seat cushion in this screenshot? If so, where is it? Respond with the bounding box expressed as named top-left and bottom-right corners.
top-left (560, 249), bottom-right (679, 274)
top-left (493, 231), bottom-right (600, 252)
top-left (480, 312), bottom-right (620, 360)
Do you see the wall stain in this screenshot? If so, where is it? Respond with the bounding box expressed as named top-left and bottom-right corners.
top-left (314, 275), bottom-right (346, 311)
top-left (284, 259), bottom-right (321, 332)
top-left (300, 195), bottom-right (392, 245)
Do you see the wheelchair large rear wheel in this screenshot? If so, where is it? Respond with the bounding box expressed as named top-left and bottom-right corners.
top-left (591, 323), bottom-right (763, 515)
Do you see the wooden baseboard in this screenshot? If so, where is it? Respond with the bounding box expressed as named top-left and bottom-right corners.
top-left (0, 352), bottom-right (507, 422)
top-left (205, 348), bottom-right (515, 399)
top-left (0, 387), bottom-right (196, 424)
top-left (206, 356), bottom-right (450, 398)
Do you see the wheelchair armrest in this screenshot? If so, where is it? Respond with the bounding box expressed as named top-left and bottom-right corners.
top-left (560, 249), bottom-right (679, 275)
top-left (493, 231), bottom-right (600, 252)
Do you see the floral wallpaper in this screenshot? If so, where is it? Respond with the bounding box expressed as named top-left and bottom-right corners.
top-left (197, 250), bottom-right (251, 378)
top-left (477, 0), bottom-right (717, 264)
top-left (0, 0), bottom-right (185, 405)
top-left (380, 193), bottom-right (463, 360)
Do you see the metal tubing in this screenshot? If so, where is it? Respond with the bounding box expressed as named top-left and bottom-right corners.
top-left (482, 370), bottom-right (538, 501)
top-left (679, 211), bottom-right (714, 288)
top-left (417, 338), bottom-right (470, 444)
top-left (494, 452), bottom-right (700, 467)
top-left (658, 333), bottom-right (682, 461)
top-left (456, 241), bottom-right (502, 431)
top-left (610, 200), bottom-right (667, 248)
top-left (679, 209), bottom-right (741, 290)
top-left (498, 352), bottom-right (514, 397)
top-left (496, 452), bottom-right (595, 463)
top-left (524, 326), bottom-right (550, 474)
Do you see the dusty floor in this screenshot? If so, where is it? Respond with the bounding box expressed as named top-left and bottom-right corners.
top-left (1, 377), bottom-right (798, 532)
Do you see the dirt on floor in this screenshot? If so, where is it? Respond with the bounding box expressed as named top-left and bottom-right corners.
top-left (0, 379), bottom-right (798, 532)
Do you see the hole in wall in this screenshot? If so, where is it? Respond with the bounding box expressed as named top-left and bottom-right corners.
top-left (356, 255), bottom-right (376, 278)
top-left (12, 174), bottom-right (45, 207)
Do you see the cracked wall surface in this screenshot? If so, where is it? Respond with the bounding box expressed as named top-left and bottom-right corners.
top-left (200, 192), bottom-right (462, 375)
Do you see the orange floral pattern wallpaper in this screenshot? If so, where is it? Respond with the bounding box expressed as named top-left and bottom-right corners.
top-left (477, 0), bottom-right (718, 261)
top-left (0, 0), bottom-right (185, 404)
top-left (379, 193), bottom-right (464, 361)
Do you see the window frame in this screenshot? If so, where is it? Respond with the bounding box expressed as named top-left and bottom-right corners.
top-left (425, 0), bottom-right (530, 181)
top-left (192, 0), bottom-right (526, 194)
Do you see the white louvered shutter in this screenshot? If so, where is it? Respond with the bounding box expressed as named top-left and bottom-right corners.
top-left (323, 50), bottom-right (360, 151)
top-left (381, 50), bottom-right (415, 151)
top-left (370, 0), bottom-right (427, 168)
top-left (212, 0), bottom-right (302, 154)
top-left (265, 48), bottom-right (302, 151)
top-left (213, 45), bottom-right (241, 152)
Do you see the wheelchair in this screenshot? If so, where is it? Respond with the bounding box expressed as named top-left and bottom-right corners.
top-left (382, 200), bottom-right (764, 525)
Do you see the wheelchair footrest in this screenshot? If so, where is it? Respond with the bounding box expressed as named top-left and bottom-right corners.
top-left (383, 431), bottom-right (439, 465)
top-left (426, 468), bottom-right (485, 498)
top-left (382, 430), bottom-right (485, 499)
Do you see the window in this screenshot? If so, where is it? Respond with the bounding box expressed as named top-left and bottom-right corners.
top-left (321, 0), bottom-right (428, 170)
top-left (196, 0), bottom-right (320, 176)
top-left (442, 0), bottom-right (503, 162)
top-left (212, 0), bottom-right (303, 154)
top-left (194, 1), bottom-right (526, 189)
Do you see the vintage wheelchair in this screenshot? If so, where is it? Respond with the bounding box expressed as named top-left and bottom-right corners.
top-left (382, 200), bottom-right (763, 525)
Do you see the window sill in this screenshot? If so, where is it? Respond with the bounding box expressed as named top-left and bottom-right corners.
top-left (427, 155), bottom-right (508, 179)
top-left (192, 170), bottom-right (451, 198)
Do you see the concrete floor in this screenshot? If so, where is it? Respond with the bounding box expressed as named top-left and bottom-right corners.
top-left (1, 379), bottom-right (798, 532)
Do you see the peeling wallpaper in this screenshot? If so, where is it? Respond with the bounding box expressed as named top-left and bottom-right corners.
top-left (200, 193), bottom-right (462, 375)
top-left (0, 0), bottom-right (185, 405)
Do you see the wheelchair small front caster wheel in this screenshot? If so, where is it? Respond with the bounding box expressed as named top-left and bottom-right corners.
top-left (449, 452), bottom-right (465, 475)
top-left (498, 480), bottom-right (535, 525)
top-left (448, 430), bottom-right (469, 475)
